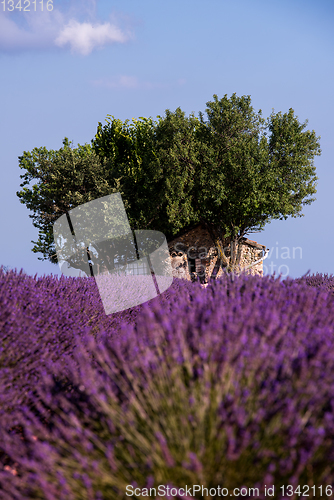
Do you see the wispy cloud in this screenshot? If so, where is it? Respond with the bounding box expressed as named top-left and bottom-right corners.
top-left (91, 76), bottom-right (187, 90)
top-left (0, 1), bottom-right (131, 55)
top-left (92, 75), bottom-right (141, 89)
top-left (0, 10), bottom-right (62, 50)
top-left (92, 75), bottom-right (140, 89)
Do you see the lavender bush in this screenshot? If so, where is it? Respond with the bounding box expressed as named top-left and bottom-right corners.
top-left (0, 266), bottom-right (144, 405)
top-left (1, 267), bottom-right (334, 499)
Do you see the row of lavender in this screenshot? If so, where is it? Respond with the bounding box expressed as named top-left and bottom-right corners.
top-left (1, 267), bottom-right (334, 499)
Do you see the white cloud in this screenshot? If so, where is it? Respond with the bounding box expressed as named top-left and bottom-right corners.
top-left (91, 76), bottom-right (187, 90)
top-left (55, 20), bottom-right (128, 55)
top-left (92, 75), bottom-right (140, 89)
top-left (0, 2), bottom-right (130, 55)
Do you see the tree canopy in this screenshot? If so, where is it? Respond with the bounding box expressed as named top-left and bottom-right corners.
top-left (17, 93), bottom-right (321, 275)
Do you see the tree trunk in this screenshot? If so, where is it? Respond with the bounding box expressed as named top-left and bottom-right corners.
top-left (229, 235), bottom-right (243, 274)
top-left (203, 222), bottom-right (229, 274)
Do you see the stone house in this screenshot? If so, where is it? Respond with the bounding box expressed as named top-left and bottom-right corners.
top-left (167, 223), bottom-right (267, 283)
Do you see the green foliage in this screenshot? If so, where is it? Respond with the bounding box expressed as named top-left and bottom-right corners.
top-left (17, 94), bottom-right (321, 273)
top-left (92, 114), bottom-right (170, 235)
top-left (266, 108), bottom-right (320, 218)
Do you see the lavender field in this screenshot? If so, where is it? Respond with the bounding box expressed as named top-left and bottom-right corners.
top-left (1, 266), bottom-right (334, 499)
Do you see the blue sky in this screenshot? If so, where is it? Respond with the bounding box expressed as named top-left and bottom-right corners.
top-left (1, 0), bottom-right (333, 280)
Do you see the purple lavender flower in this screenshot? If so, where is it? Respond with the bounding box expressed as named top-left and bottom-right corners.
top-left (2, 268), bottom-right (334, 498)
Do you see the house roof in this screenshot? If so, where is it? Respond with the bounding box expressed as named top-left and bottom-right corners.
top-left (166, 222), bottom-right (205, 242)
top-left (240, 237), bottom-right (266, 251)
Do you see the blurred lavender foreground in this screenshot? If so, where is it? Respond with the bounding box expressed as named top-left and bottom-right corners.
top-left (1, 266), bottom-right (334, 499)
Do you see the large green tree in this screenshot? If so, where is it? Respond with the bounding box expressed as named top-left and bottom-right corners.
top-left (17, 93), bottom-right (321, 276)
top-left (192, 95), bottom-right (321, 269)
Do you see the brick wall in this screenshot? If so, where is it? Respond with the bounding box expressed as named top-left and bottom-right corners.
top-left (167, 223), bottom-right (266, 282)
